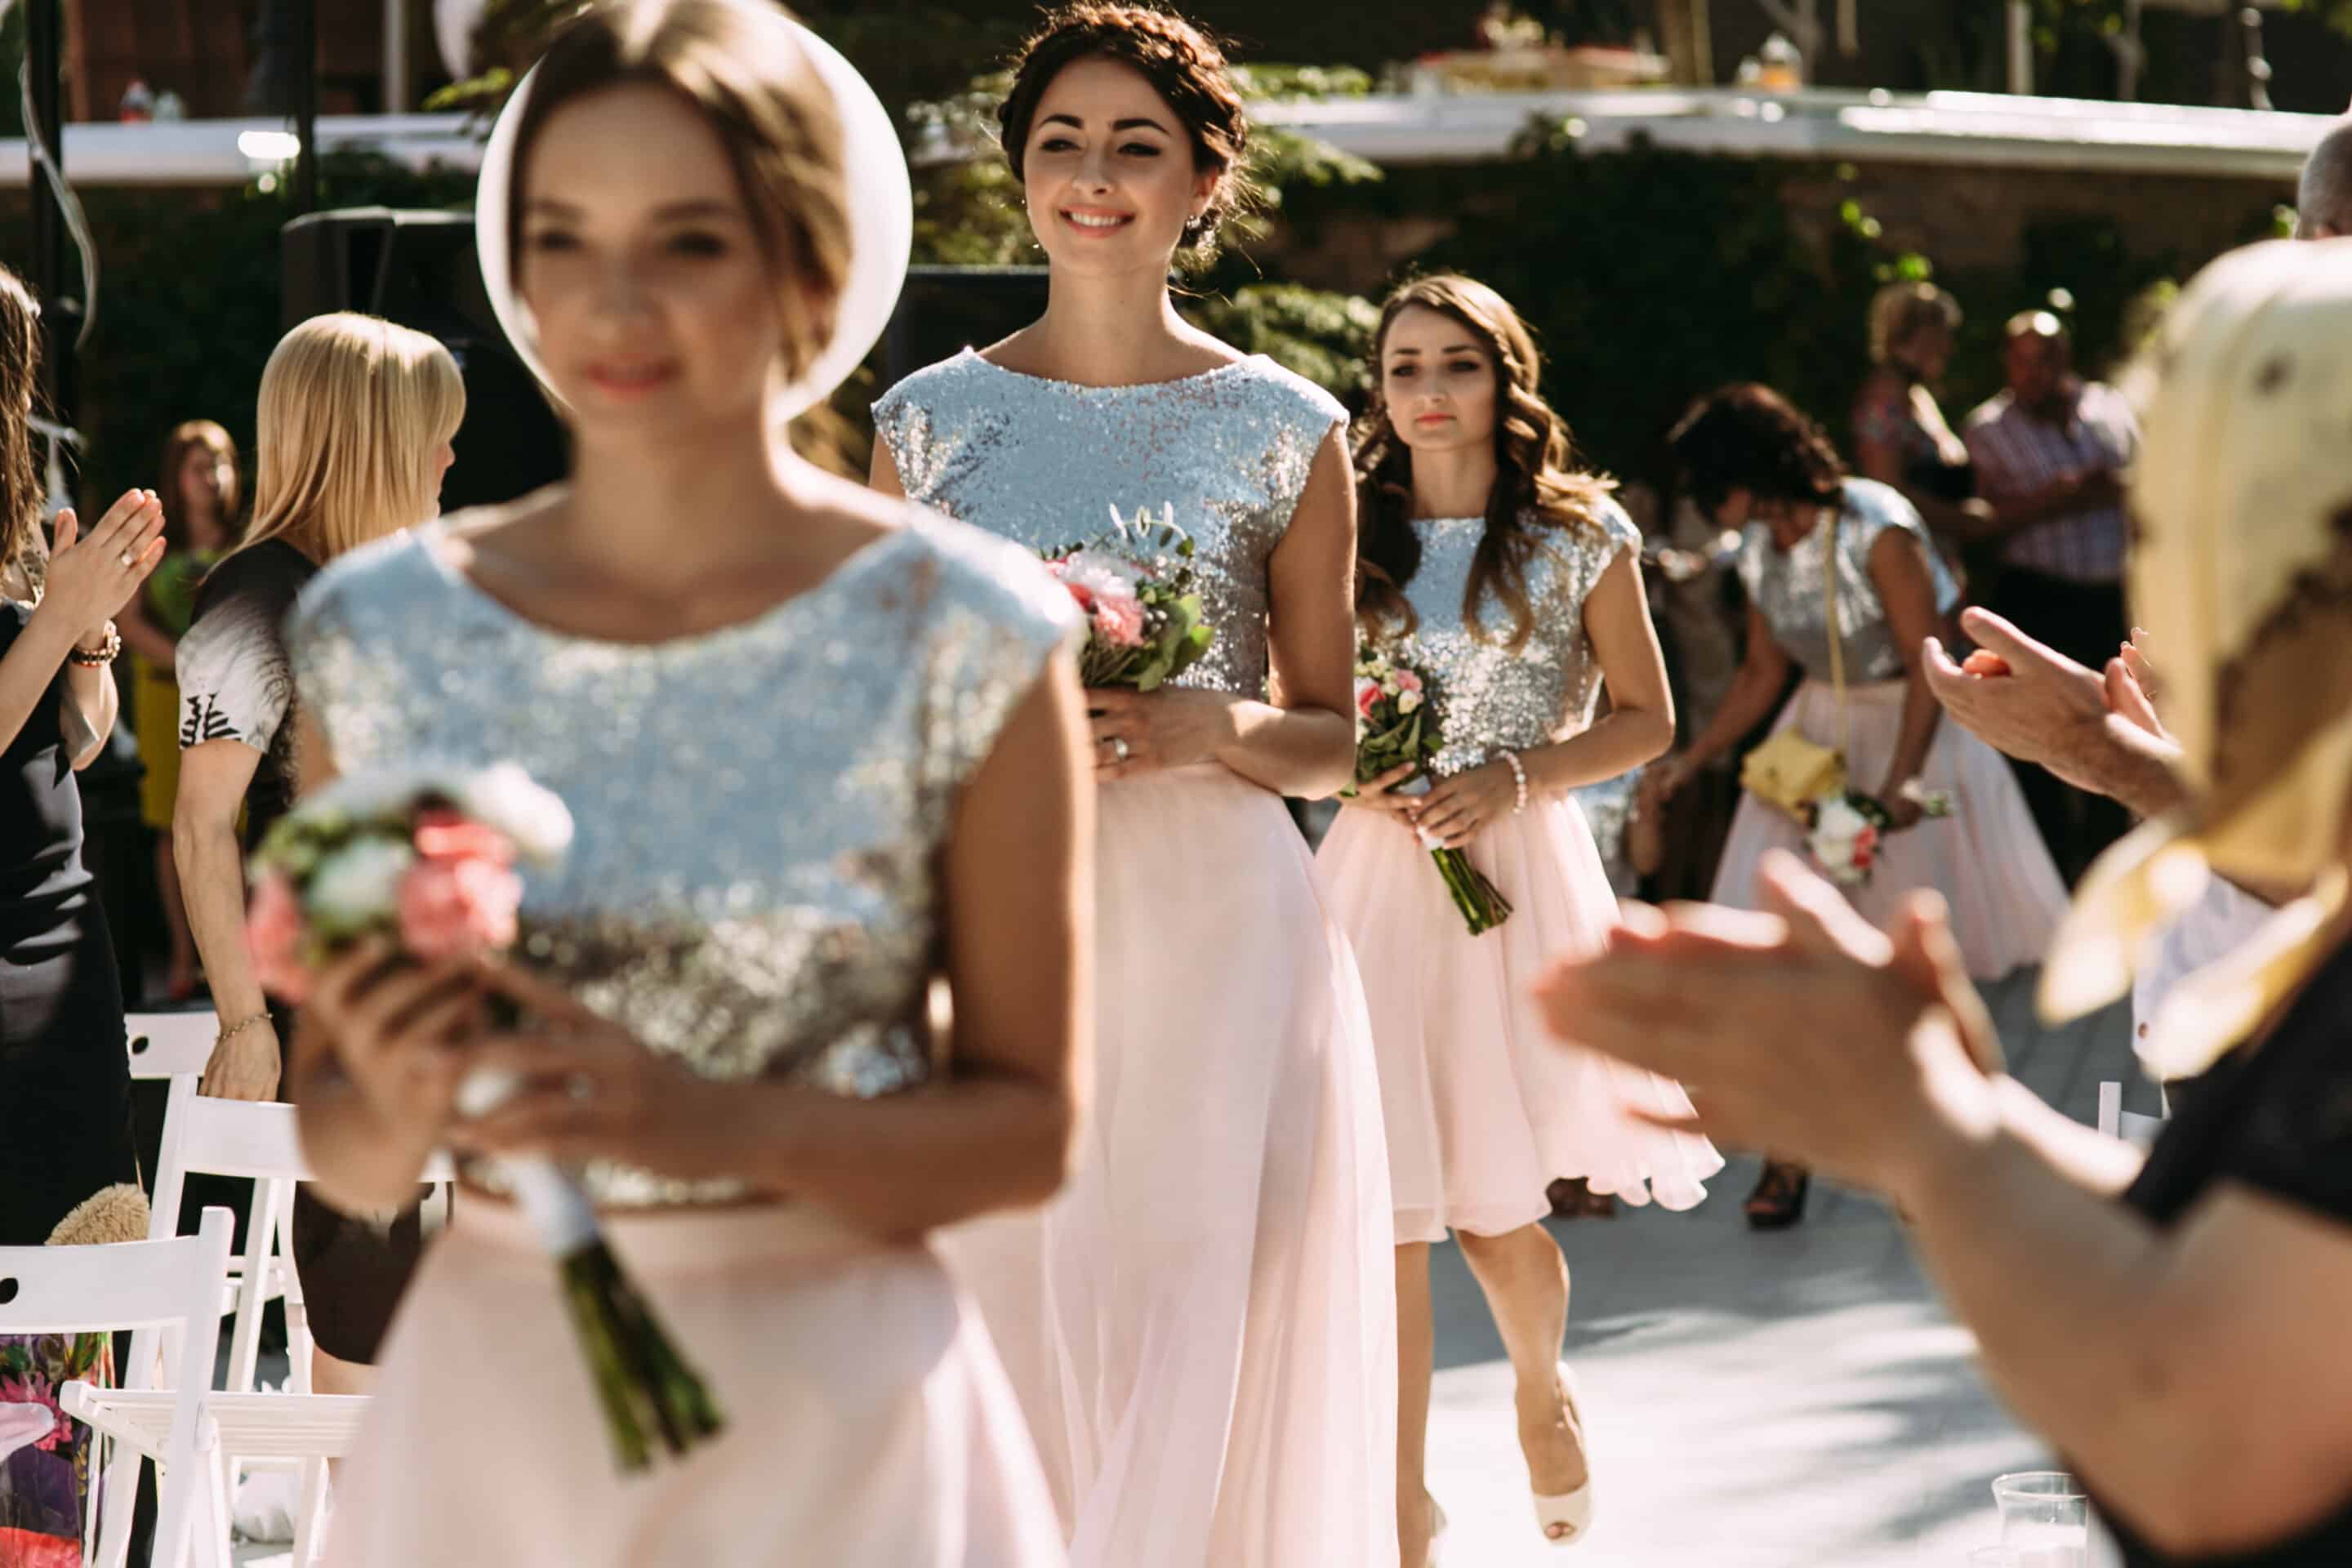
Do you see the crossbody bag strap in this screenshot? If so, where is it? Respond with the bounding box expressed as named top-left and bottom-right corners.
top-left (1820, 506), bottom-right (1850, 759)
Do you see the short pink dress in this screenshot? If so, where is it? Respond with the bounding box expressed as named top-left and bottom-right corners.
top-left (1317, 503), bottom-right (1723, 1244)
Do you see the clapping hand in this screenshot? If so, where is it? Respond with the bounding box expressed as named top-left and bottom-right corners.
top-left (38, 490), bottom-right (165, 647)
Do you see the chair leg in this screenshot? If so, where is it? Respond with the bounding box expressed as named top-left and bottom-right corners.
top-left (93, 1444), bottom-right (141, 1568)
top-left (293, 1455), bottom-right (330, 1568)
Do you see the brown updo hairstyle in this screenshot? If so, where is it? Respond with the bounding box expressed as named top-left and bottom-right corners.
top-left (503, 0), bottom-right (853, 385)
top-left (1355, 274), bottom-right (1618, 653)
top-left (1666, 383), bottom-right (1846, 514)
top-left (997, 2), bottom-right (1257, 265)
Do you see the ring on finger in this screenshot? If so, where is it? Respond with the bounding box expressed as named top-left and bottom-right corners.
top-left (118, 550), bottom-right (135, 569)
top-left (1106, 736), bottom-right (1130, 764)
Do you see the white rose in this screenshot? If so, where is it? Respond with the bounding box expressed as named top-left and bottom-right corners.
top-left (1808, 795), bottom-right (1866, 874)
top-left (456, 763), bottom-right (575, 864)
top-left (305, 837), bottom-right (416, 932)
top-left (1397, 690), bottom-right (1423, 714)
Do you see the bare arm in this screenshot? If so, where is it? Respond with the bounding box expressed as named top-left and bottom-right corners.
top-left (1519, 548), bottom-right (1674, 793)
top-left (1855, 384), bottom-right (1995, 547)
top-left (1673, 601), bottom-right (1791, 775)
top-left (176, 737), bottom-right (279, 1098)
top-left (1868, 527), bottom-right (1946, 817)
top-left (117, 590), bottom-right (177, 670)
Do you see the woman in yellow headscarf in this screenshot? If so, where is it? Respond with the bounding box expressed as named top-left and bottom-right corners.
top-left (1534, 237), bottom-right (2352, 1565)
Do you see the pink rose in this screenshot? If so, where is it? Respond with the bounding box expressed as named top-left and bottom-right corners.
top-left (413, 808), bottom-right (515, 866)
top-left (1392, 669), bottom-right (1423, 695)
top-left (1093, 592), bottom-right (1147, 649)
top-left (395, 856), bottom-right (522, 962)
top-left (245, 872), bottom-right (312, 1005)
top-left (1356, 678), bottom-right (1382, 719)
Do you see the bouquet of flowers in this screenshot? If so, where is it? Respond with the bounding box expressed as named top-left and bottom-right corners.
top-left (1042, 503), bottom-right (1214, 691)
top-left (1348, 648), bottom-right (1514, 935)
top-left (245, 764), bottom-right (724, 1475)
top-left (1802, 782), bottom-right (1953, 887)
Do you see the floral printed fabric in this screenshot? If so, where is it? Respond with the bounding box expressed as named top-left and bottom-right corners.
top-left (0, 1333), bottom-right (113, 1568)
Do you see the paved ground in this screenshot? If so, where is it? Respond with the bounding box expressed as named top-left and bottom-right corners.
top-left (1422, 969), bottom-right (2141, 1568)
top-left (233, 969), bottom-right (2143, 1567)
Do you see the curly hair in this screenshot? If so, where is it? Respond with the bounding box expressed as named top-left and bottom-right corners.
top-left (1666, 383), bottom-right (1846, 513)
top-left (0, 266), bottom-right (45, 595)
top-left (997, 3), bottom-right (1255, 264)
top-left (1353, 274), bottom-right (1617, 653)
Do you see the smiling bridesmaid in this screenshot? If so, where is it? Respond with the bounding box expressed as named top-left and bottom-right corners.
top-left (872, 7), bottom-right (1396, 1565)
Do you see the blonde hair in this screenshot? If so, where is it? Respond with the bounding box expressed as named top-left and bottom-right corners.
top-left (234, 313), bottom-right (465, 565)
top-left (1867, 282), bottom-right (1961, 368)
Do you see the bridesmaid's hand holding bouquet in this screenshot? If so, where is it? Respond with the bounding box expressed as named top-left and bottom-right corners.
top-left (247, 764), bottom-right (724, 1476)
top-left (1345, 648), bottom-right (1514, 936)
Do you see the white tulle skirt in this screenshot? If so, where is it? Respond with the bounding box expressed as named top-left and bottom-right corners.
top-left (1712, 678), bottom-right (2069, 978)
top-left (942, 763), bottom-right (1397, 1568)
top-left (1317, 791), bottom-right (1723, 1243)
top-left (323, 1199), bottom-right (1066, 1568)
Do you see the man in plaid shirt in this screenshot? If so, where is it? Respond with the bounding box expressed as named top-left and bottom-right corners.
top-left (1961, 310), bottom-right (2140, 883)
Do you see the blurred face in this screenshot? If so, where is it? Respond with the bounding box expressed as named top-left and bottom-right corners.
top-left (1021, 56), bottom-right (1218, 278)
top-left (2004, 332), bottom-right (2071, 412)
top-left (1706, 486), bottom-right (1755, 532)
top-left (1380, 305), bottom-right (1499, 459)
top-left (176, 442), bottom-right (233, 533)
top-left (519, 84), bottom-right (789, 437)
top-left (1895, 317), bottom-right (1953, 381)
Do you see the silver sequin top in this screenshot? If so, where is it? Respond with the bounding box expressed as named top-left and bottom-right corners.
top-left (1379, 502), bottom-right (1642, 776)
top-left (873, 347), bottom-right (1348, 698)
top-left (288, 509), bottom-right (1076, 1207)
top-left (1736, 479), bottom-right (1958, 684)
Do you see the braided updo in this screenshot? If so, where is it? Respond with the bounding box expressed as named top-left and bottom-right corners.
top-left (997, 2), bottom-right (1256, 262)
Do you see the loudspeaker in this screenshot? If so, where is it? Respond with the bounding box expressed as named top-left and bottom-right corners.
top-left (880, 265), bottom-right (1050, 390)
top-left (281, 207), bottom-right (568, 512)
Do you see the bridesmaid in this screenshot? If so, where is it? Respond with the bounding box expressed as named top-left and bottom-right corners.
top-left (1650, 385), bottom-right (2067, 1228)
top-left (1316, 275), bottom-right (1722, 1562)
top-left (871, 6), bottom-right (1396, 1565)
top-left (287, 3), bottom-right (1082, 1562)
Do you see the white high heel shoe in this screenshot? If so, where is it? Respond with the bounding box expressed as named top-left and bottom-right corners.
top-left (1531, 1361), bottom-right (1594, 1546)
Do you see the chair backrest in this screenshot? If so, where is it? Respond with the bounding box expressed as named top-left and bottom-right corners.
top-left (0, 1208), bottom-right (233, 1344)
top-left (125, 1011), bottom-right (220, 1081)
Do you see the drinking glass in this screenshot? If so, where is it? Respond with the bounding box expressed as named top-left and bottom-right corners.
top-left (1993, 1472), bottom-right (2090, 1568)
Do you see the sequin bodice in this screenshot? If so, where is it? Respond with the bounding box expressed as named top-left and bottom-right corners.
top-left (873, 348), bottom-right (1347, 698)
top-left (288, 510), bottom-right (1075, 1206)
top-left (1380, 503), bottom-right (1641, 776)
top-left (1736, 479), bottom-right (1958, 684)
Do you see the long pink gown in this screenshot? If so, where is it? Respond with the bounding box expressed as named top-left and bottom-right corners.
top-left (875, 350), bottom-right (1399, 1568)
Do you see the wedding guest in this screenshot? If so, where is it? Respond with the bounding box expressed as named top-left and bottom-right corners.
top-left (1539, 238), bottom-right (2352, 1568)
top-left (290, 3), bottom-right (1083, 1562)
top-left (116, 419), bottom-right (238, 1001)
top-left (1851, 282), bottom-right (1992, 550)
top-left (174, 312), bottom-right (463, 1404)
top-left (1316, 273), bottom-right (1720, 1562)
top-left (1962, 311), bottom-right (2140, 884)
top-left (871, 7), bottom-right (1396, 1563)
top-left (0, 259), bottom-right (167, 1554)
top-left (2294, 114), bottom-right (2352, 238)
top-left (1650, 385), bottom-right (2067, 1227)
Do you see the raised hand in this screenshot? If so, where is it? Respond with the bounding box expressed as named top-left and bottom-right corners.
top-left (38, 490), bottom-right (165, 645)
top-left (1922, 608), bottom-right (2112, 791)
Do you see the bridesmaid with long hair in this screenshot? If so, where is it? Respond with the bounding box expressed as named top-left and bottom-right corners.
top-left (1317, 274), bottom-right (1721, 1562)
top-left (287, 2), bottom-right (1084, 1561)
top-left (871, 6), bottom-right (1396, 1563)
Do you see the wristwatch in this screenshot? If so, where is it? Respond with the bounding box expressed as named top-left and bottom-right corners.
top-left (68, 620), bottom-right (120, 667)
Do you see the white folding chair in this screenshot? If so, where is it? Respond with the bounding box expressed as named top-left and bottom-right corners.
top-left (2097, 1080), bottom-right (2167, 1149)
top-left (126, 1010), bottom-right (221, 1085)
top-left (146, 1093), bottom-right (454, 1567)
top-left (1, 1206), bottom-right (233, 1568)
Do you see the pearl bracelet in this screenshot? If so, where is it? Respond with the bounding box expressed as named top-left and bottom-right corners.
top-left (1498, 749), bottom-right (1529, 813)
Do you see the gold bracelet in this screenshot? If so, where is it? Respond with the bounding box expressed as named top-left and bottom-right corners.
top-left (215, 1012), bottom-right (274, 1047)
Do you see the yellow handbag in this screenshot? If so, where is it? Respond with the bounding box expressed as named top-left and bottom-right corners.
top-left (1739, 512), bottom-right (1851, 819)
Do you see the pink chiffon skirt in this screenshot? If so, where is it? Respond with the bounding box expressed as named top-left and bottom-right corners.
top-left (1317, 789), bottom-right (1724, 1244)
top-left (942, 764), bottom-right (1397, 1568)
top-left (324, 1197), bottom-right (1065, 1568)
top-left (1712, 678), bottom-right (2069, 978)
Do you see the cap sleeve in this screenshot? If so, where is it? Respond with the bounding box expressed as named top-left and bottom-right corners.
top-left (906, 517), bottom-right (1082, 822)
top-left (1842, 479), bottom-right (1958, 614)
top-left (176, 554), bottom-right (301, 755)
top-left (1254, 364), bottom-right (1349, 532)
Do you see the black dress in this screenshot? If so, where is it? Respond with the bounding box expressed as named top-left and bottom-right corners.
top-left (2096, 934), bottom-right (2352, 1564)
top-left (177, 541), bottom-right (439, 1365)
top-left (0, 597), bottom-right (137, 1245)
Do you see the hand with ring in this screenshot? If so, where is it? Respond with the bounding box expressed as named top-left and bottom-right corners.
top-left (1085, 686), bottom-right (1241, 781)
top-left (35, 488), bottom-right (167, 654)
